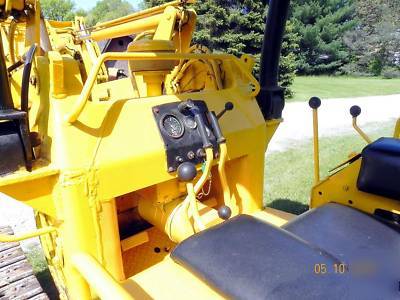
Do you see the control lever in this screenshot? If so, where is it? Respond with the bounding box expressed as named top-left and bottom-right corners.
top-left (207, 108), bottom-right (236, 218)
top-left (216, 102), bottom-right (234, 119)
top-left (179, 100), bottom-right (212, 149)
top-left (207, 111), bottom-right (225, 144)
top-left (350, 105), bottom-right (371, 144)
top-left (309, 97), bottom-right (321, 184)
top-left (177, 162), bottom-right (205, 231)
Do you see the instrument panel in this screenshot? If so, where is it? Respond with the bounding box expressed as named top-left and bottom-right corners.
top-left (153, 101), bottom-right (219, 172)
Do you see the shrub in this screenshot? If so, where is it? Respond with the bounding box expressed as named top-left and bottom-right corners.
top-left (382, 67), bottom-right (400, 79)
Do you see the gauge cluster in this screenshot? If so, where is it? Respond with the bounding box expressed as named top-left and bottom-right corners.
top-left (153, 101), bottom-right (219, 172)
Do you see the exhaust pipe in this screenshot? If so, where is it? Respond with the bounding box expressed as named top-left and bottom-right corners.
top-left (257, 0), bottom-right (291, 120)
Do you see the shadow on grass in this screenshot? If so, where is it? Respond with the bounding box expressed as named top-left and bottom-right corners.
top-left (268, 199), bottom-right (309, 215)
top-left (36, 268), bottom-right (59, 300)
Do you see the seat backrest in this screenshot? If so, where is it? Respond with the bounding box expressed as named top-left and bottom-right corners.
top-left (358, 137), bottom-right (400, 200)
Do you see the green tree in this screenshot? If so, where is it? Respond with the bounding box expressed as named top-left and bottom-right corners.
top-left (41, 0), bottom-right (76, 21)
top-left (144, 0), bottom-right (299, 96)
top-left (344, 0), bottom-right (400, 75)
top-left (291, 0), bottom-right (357, 75)
top-left (85, 0), bottom-right (135, 26)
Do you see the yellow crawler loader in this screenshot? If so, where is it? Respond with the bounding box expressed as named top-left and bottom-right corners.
top-left (1, 0), bottom-right (400, 299)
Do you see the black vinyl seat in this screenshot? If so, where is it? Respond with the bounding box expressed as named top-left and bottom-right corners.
top-left (357, 137), bottom-right (400, 200)
top-left (171, 204), bottom-right (400, 300)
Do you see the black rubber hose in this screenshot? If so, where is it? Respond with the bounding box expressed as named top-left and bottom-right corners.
top-left (21, 45), bottom-right (37, 113)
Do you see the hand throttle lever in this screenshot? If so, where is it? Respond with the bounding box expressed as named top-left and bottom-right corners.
top-left (179, 100), bottom-right (212, 149)
top-left (216, 102), bottom-right (234, 119)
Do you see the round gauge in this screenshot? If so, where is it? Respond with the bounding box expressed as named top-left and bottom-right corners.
top-left (162, 115), bottom-right (185, 138)
top-left (184, 116), bottom-right (197, 129)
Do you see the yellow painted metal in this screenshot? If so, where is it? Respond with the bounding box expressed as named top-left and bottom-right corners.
top-left (2, 0), bottom-right (23, 13)
top-left (65, 51), bottom-right (260, 124)
top-left (0, 1), bottom-right (297, 299)
top-left (71, 253), bottom-right (134, 300)
top-left (0, 226), bottom-right (56, 242)
top-left (99, 199), bottom-right (125, 281)
top-left (187, 182), bottom-right (206, 230)
top-left (253, 208), bottom-right (295, 227)
top-left (154, 6), bottom-right (177, 41)
top-left (394, 118), bottom-right (400, 138)
top-left (90, 0), bottom-right (194, 31)
top-left (310, 159), bottom-right (400, 215)
top-left (7, 18), bottom-right (17, 64)
top-left (352, 116), bottom-right (372, 144)
top-left (218, 142), bottom-right (237, 214)
top-left (122, 206), bottom-right (295, 300)
top-left (0, 162), bottom-right (58, 216)
top-left (121, 231), bottom-right (149, 252)
top-left (90, 14), bottom-right (163, 41)
top-left (312, 108), bottom-right (320, 184)
top-left (123, 256), bottom-right (225, 300)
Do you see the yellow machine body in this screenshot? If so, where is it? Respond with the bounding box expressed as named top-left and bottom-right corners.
top-left (0, 1), bottom-right (399, 299)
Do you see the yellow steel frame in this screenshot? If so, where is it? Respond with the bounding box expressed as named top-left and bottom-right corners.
top-left (309, 103), bottom-right (399, 216)
top-left (0, 1), bottom-right (282, 298)
top-left (65, 52), bottom-right (260, 124)
top-left (2, 0), bottom-right (399, 299)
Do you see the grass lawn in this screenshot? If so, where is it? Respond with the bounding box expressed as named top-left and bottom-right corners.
top-left (264, 121), bottom-right (396, 214)
top-left (26, 246), bottom-right (59, 298)
top-left (290, 76), bottom-right (400, 102)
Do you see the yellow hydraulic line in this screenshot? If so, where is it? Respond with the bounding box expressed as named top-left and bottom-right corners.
top-left (8, 18), bottom-right (17, 64)
top-left (187, 182), bottom-right (205, 230)
top-left (0, 226), bottom-right (56, 243)
top-left (89, 14), bottom-right (163, 42)
top-left (65, 52), bottom-right (259, 124)
top-left (90, 0), bottom-right (194, 30)
top-left (352, 117), bottom-right (372, 144)
top-left (312, 108), bottom-right (320, 184)
top-left (71, 253), bottom-right (134, 300)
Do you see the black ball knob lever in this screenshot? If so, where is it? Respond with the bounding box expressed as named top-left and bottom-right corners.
top-left (308, 97), bottom-right (321, 109)
top-left (350, 105), bottom-right (361, 118)
top-left (217, 102), bottom-right (234, 119)
top-left (177, 162), bottom-right (197, 182)
top-left (218, 205), bottom-right (232, 220)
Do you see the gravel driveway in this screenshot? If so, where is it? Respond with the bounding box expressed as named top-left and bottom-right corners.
top-left (1, 94), bottom-right (399, 250)
top-left (269, 94), bottom-right (400, 152)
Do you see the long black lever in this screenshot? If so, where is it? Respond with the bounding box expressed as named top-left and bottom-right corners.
top-left (207, 111), bottom-right (225, 144)
top-left (21, 44), bottom-right (37, 113)
top-left (216, 102), bottom-right (234, 119)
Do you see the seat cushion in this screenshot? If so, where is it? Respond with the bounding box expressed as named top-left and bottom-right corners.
top-left (357, 137), bottom-right (400, 200)
top-left (172, 214), bottom-right (348, 300)
top-left (283, 203), bottom-right (400, 299)
top-left (172, 205), bottom-right (400, 300)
